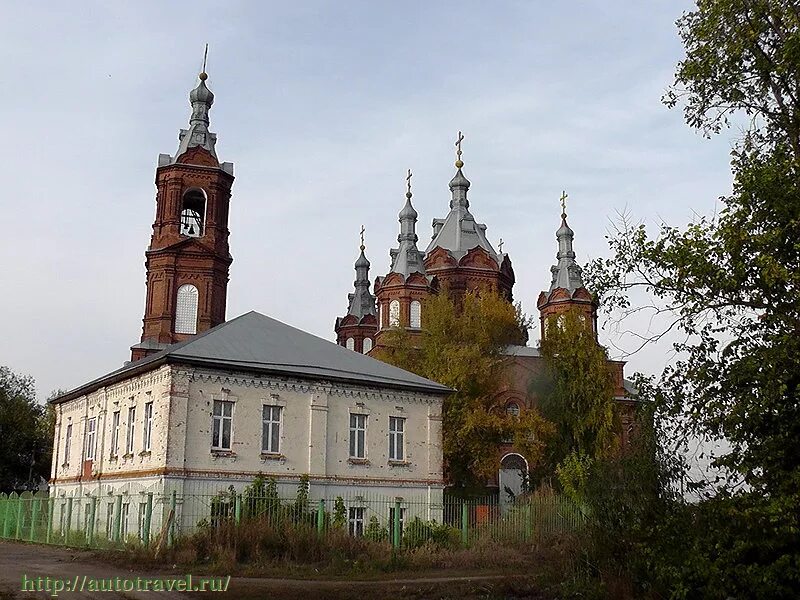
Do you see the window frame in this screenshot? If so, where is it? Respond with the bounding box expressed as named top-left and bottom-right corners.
top-left (125, 407), bottom-right (136, 455)
top-left (410, 300), bottom-right (422, 328)
top-left (110, 410), bottom-right (120, 457)
top-left (349, 413), bottom-right (367, 459)
top-left (348, 506), bottom-right (365, 537)
top-left (142, 401), bottom-right (154, 452)
top-left (85, 417), bottom-right (97, 461)
top-left (363, 337), bottom-right (373, 353)
top-left (261, 405), bottom-right (282, 454)
top-left (345, 337), bottom-right (355, 351)
top-left (175, 284), bottom-right (199, 335)
top-left (388, 416), bottom-right (405, 461)
top-left (388, 300), bottom-right (400, 327)
top-left (212, 399), bottom-right (234, 451)
top-left (63, 423), bottom-right (72, 465)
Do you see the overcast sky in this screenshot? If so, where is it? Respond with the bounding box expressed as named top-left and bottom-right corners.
top-left (1, 1), bottom-right (737, 401)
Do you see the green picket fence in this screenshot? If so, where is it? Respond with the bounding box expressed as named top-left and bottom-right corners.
top-left (0, 490), bottom-right (584, 552)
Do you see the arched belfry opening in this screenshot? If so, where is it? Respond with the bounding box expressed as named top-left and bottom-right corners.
top-left (180, 189), bottom-right (206, 237)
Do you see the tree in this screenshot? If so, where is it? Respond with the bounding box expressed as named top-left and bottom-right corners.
top-left (375, 291), bottom-right (553, 488)
top-left (0, 366), bottom-right (54, 492)
top-left (536, 309), bottom-right (618, 496)
top-left (539, 310), bottom-right (618, 461)
top-left (584, 1), bottom-right (800, 595)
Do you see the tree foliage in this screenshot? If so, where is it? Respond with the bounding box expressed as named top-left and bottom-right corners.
top-left (582, 1), bottom-right (800, 596)
top-left (374, 291), bottom-right (553, 488)
top-left (0, 366), bottom-right (54, 492)
top-left (538, 309), bottom-right (618, 482)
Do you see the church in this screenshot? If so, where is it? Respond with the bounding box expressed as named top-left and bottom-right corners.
top-left (332, 136), bottom-right (637, 495)
top-left (48, 70), bottom-right (452, 537)
top-left (48, 63), bottom-right (635, 535)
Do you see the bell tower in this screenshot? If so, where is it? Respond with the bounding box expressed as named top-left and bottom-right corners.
top-left (130, 65), bottom-right (235, 362)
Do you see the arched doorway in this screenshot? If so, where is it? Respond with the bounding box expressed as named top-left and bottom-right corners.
top-left (499, 453), bottom-right (529, 513)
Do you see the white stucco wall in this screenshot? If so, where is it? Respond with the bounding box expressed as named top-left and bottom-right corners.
top-left (49, 363), bottom-right (445, 537)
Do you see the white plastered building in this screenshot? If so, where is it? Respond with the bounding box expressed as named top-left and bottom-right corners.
top-left (49, 311), bottom-right (449, 538)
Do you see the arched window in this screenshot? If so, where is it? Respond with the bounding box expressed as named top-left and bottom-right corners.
top-left (175, 284), bottom-right (199, 334)
top-left (346, 337), bottom-right (355, 351)
top-left (389, 300), bottom-right (400, 327)
top-left (506, 402), bottom-right (520, 418)
top-left (410, 300), bottom-right (421, 328)
top-left (180, 189), bottom-right (206, 237)
top-left (363, 338), bottom-right (373, 353)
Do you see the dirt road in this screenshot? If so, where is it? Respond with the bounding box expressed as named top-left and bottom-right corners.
top-left (0, 541), bottom-right (549, 599)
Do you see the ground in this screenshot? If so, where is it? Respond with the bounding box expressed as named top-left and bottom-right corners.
top-left (0, 541), bottom-right (551, 599)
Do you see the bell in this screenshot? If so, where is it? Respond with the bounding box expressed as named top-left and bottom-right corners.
top-left (188, 224), bottom-right (196, 236)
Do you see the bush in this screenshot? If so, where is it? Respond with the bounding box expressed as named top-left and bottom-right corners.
top-left (403, 517), bottom-right (459, 550)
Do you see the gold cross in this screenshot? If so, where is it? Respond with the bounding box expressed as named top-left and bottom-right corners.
top-left (560, 190), bottom-right (568, 215)
top-left (406, 169), bottom-right (413, 197)
top-left (455, 131), bottom-right (464, 167)
top-left (360, 225), bottom-right (365, 249)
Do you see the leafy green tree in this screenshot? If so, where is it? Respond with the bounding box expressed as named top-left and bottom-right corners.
top-left (584, 1), bottom-right (800, 595)
top-left (375, 291), bottom-right (553, 488)
top-left (0, 367), bottom-right (54, 492)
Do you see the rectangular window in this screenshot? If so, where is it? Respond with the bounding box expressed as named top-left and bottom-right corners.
top-left (110, 411), bottom-right (120, 456)
top-left (85, 417), bottom-right (97, 460)
top-left (63, 423), bottom-right (72, 464)
top-left (349, 414), bottom-right (367, 459)
top-left (388, 416), bottom-right (405, 461)
top-left (212, 400), bottom-right (234, 450)
top-left (348, 507), bottom-right (365, 536)
top-left (121, 503), bottom-right (129, 538)
top-left (126, 407), bottom-right (136, 455)
top-left (106, 503), bottom-right (114, 539)
top-left (143, 402), bottom-right (154, 452)
top-left (261, 405), bottom-right (282, 454)
top-left (138, 503), bottom-right (147, 540)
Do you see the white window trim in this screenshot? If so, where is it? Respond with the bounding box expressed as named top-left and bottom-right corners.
top-left (389, 300), bottom-right (401, 327)
top-left (349, 413), bottom-right (368, 460)
top-left (348, 506), bottom-right (365, 537)
top-left (410, 300), bottom-right (422, 329)
top-left (142, 402), bottom-right (154, 452)
top-left (125, 407), bottom-right (136, 455)
top-left (212, 399), bottom-right (235, 451)
top-left (175, 284), bottom-right (199, 335)
top-left (388, 416), bottom-right (405, 462)
top-left (63, 423), bottom-right (72, 466)
top-left (85, 417), bottom-right (97, 461)
top-left (110, 411), bottom-right (120, 457)
top-left (261, 404), bottom-right (282, 454)
top-left (363, 337), bottom-right (373, 353)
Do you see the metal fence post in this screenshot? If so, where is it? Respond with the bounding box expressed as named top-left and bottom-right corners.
top-left (0, 495), bottom-right (7, 538)
top-left (14, 496), bottom-right (23, 540)
top-left (29, 498), bottom-right (40, 542)
top-left (45, 498), bottom-right (54, 544)
top-left (234, 494), bottom-right (242, 525)
top-left (168, 491), bottom-right (177, 547)
top-left (112, 495), bottom-right (122, 544)
top-left (316, 499), bottom-right (325, 536)
top-left (460, 501), bottom-right (469, 547)
top-left (143, 493), bottom-right (153, 547)
top-left (87, 497), bottom-right (97, 547)
top-left (64, 498), bottom-right (73, 546)
top-left (393, 499), bottom-right (401, 549)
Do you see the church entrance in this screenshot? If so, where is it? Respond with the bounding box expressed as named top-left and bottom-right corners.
top-left (498, 453), bottom-right (528, 513)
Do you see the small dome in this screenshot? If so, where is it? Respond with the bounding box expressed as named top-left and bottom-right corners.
top-left (449, 168), bottom-right (471, 190)
top-left (556, 216), bottom-right (574, 238)
top-left (189, 79), bottom-right (215, 106)
top-left (355, 249), bottom-right (370, 269)
top-left (399, 198), bottom-right (418, 220)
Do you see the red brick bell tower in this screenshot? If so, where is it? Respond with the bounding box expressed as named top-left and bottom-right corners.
top-left (130, 69), bottom-right (234, 362)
